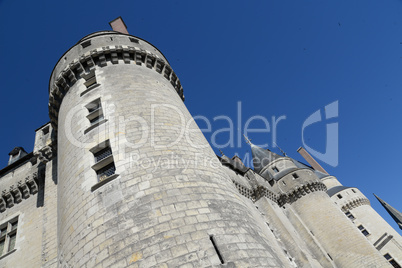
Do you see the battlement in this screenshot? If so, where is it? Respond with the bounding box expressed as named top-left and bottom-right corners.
top-left (48, 32), bottom-right (184, 131)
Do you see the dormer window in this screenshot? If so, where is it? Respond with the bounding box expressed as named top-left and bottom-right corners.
top-left (42, 126), bottom-right (50, 135)
top-left (7, 147), bottom-right (28, 166)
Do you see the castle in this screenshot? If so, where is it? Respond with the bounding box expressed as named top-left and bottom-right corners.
top-left (0, 17), bottom-right (401, 267)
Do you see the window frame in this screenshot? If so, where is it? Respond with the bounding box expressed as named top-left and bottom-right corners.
top-left (84, 98), bottom-right (107, 134)
top-left (0, 216), bottom-right (18, 258)
top-left (358, 224), bottom-right (370, 236)
top-left (90, 141), bottom-right (119, 191)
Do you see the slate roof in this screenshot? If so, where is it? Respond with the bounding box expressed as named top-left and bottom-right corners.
top-left (250, 143), bottom-right (283, 174)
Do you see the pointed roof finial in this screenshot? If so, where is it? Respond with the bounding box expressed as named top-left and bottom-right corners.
top-left (219, 149), bottom-right (224, 156)
top-left (374, 194), bottom-right (402, 230)
top-left (273, 142), bottom-right (287, 157)
top-left (243, 134), bottom-right (252, 145)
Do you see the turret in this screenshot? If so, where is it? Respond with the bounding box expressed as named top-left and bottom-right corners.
top-left (49, 18), bottom-right (288, 267)
top-left (250, 143), bottom-right (388, 267)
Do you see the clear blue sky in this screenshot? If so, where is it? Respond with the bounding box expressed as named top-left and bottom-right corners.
top-left (0, 0), bottom-right (401, 232)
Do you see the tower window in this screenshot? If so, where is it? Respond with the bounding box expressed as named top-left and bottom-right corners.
top-left (272, 166), bottom-right (279, 173)
top-left (0, 217), bottom-right (18, 257)
top-left (89, 113), bottom-right (104, 125)
top-left (87, 99), bottom-right (101, 113)
top-left (84, 99), bottom-right (107, 134)
top-left (292, 173), bottom-right (299, 179)
top-left (81, 72), bottom-right (100, 96)
top-left (90, 141), bottom-right (118, 190)
top-left (96, 162), bottom-right (116, 182)
top-left (337, 194), bottom-right (343, 199)
top-left (129, 37), bottom-right (139, 43)
top-left (94, 146), bottom-right (112, 163)
top-left (83, 73), bottom-right (98, 89)
top-left (345, 212), bottom-right (355, 220)
top-left (384, 254), bottom-right (401, 268)
top-left (87, 99), bottom-right (104, 126)
top-left (81, 40), bottom-right (91, 48)
top-left (358, 225), bottom-right (369, 236)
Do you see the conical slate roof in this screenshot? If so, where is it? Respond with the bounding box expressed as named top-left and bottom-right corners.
top-left (374, 194), bottom-right (402, 230)
top-left (251, 143), bottom-right (283, 174)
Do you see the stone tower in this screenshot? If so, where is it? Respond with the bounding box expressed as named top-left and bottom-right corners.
top-left (1, 17), bottom-right (401, 268)
top-left (250, 144), bottom-right (388, 267)
top-left (48, 17), bottom-right (291, 267)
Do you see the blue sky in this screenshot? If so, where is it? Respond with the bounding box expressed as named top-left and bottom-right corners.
top-left (0, 0), bottom-right (401, 232)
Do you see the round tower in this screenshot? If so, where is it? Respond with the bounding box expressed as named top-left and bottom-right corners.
top-left (250, 144), bottom-right (388, 267)
top-left (49, 19), bottom-right (286, 267)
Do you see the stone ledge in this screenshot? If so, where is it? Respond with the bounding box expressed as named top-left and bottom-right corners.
top-left (91, 174), bottom-right (119, 192)
top-left (84, 119), bottom-right (108, 134)
top-left (0, 248), bottom-right (17, 260)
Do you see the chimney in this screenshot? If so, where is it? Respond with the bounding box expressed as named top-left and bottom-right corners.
top-left (297, 147), bottom-right (328, 174)
top-left (109, 16), bottom-right (129, 34)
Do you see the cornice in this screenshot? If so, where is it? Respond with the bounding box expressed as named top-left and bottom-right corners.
top-left (49, 45), bottom-right (184, 131)
top-left (0, 173), bottom-right (39, 213)
top-left (277, 181), bottom-right (327, 207)
top-left (341, 197), bottom-right (371, 212)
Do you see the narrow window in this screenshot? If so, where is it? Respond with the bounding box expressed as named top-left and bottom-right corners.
top-left (81, 72), bottom-right (100, 96)
top-left (96, 162), bottom-right (116, 182)
top-left (272, 166), bottom-right (279, 173)
top-left (0, 217), bottom-right (18, 256)
top-left (83, 73), bottom-right (98, 89)
top-left (210, 235), bottom-right (224, 264)
top-left (94, 146), bottom-right (112, 163)
top-left (327, 253), bottom-right (333, 261)
top-left (85, 99), bottom-right (106, 134)
top-left (89, 113), bottom-right (104, 126)
top-left (358, 225), bottom-right (369, 236)
top-left (90, 141), bottom-right (118, 190)
top-left (81, 40), bottom-right (91, 48)
top-left (42, 126), bottom-right (50, 135)
top-left (345, 212), bottom-right (355, 220)
top-left (87, 99), bottom-right (101, 113)
top-left (337, 194), bottom-right (342, 199)
top-left (129, 37), bottom-right (139, 43)
top-left (87, 99), bottom-right (104, 126)
top-left (292, 173), bottom-right (299, 179)
top-left (352, 189), bottom-right (356, 193)
top-left (384, 254), bottom-right (402, 268)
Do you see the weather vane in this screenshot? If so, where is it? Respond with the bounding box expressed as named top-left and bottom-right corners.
top-left (273, 142), bottom-right (287, 156)
top-left (243, 134), bottom-right (252, 145)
